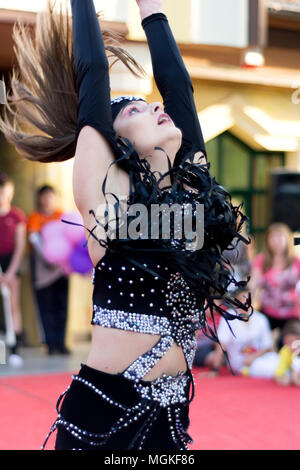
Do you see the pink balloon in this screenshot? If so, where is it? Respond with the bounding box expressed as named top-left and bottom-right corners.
top-left (60, 259), bottom-right (73, 276)
top-left (61, 211), bottom-right (85, 245)
top-left (42, 237), bottom-right (73, 265)
top-left (41, 220), bottom-right (65, 243)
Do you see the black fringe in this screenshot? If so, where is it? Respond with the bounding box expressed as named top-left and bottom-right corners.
top-left (63, 138), bottom-right (252, 365)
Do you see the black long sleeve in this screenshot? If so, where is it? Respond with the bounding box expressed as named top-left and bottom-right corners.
top-left (142, 13), bottom-right (207, 163)
top-left (70, 2), bottom-right (206, 165)
top-left (71, 0), bottom-right (115, 148)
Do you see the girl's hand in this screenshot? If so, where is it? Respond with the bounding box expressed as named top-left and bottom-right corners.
top-left (136, 0), bottom-right (163, 20)
top-left (1, 271), bottom-right (16, 287)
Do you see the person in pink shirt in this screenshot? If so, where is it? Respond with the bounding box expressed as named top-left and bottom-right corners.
top-left (251, 223), bottom-right (300, 349)
top-left (0, 173), bottom-right (27, 364)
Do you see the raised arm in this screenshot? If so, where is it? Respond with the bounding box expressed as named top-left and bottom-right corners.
top-left (70, 0), bottom-right (128, 265)
top-left (71, 0), bottom-right (115, 146)
top-left (137, 0), bottom-right (207, 163)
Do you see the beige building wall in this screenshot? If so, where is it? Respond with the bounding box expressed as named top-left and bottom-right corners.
top-left (127, 0), bottom-right (191, 42)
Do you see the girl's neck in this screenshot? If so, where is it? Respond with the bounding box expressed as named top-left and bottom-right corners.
top-left (39, 208), bottom-right (55, 215)
top-left (272, 253), bottom-right (287, 268)
top-left (146, 148), bottom-right (175, 189)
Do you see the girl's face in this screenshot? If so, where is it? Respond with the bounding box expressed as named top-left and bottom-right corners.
top-left (283, 333), bottom-right (300, 351)
top-left (267, 229), bottom-right (288, 255)
top-left (38, 190), bottom-right (56, 213)
top-left (113, 101), bottom-right (182, 160)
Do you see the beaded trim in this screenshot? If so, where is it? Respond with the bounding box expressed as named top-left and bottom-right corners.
top-left (122, 336), bottom-right (174, 383)
top-left (182, 335), bottom-right (198, 370)
top-left (92, 307), bottom-right (172, 336)
top-left (72, 375), bottom-right (128, 411)
top-left (134, 372), bottom-right (189, 408)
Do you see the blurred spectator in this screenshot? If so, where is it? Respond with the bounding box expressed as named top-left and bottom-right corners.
top-left (223, 203), bottom-right (254, 292)
top-left (0, 173), bottom-right (26, 366)
top-left (251, 223), bottom-right (300, 349)
top-left (223, 231), bottom-right (253, 292)
top-left (194, 330), bottom-right (216, 370)
top-left (27, 185), bottom-right (70, 355)
top-left (274, 319), bottom-right (300, 387)
top-left (193, 300), bottom-right (223, 375)
top-left (213, 287), bottom-right (279, 378)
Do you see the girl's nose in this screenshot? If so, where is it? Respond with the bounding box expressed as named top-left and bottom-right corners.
top-left (150, 102), bottom-right (163, 114)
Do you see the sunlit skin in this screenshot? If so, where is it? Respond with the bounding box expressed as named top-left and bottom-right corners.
top-left (113, 100), bottom-right (182, 180)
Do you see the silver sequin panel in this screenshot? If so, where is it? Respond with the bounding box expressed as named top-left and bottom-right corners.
top-left (92, 307), bottom-right (172, 336)
top-left (135, 372), bottom-right (189, 408)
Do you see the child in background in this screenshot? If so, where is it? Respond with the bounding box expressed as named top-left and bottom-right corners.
top-left (274, 319), bottom-right (300, 386)
top-left (193, 299), bottom-right (224, 376)
top-left (27, 185), bottom-right (70, 355)
top-left (213, 287), bottom-right (279, 378)
top-left (0, 174), bottom-right (27, 366)
top-left (251, 223), bottom-right (300, 349)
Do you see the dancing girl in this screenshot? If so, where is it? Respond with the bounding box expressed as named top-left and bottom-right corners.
top-left (0, 0), bottom-right (250, 450)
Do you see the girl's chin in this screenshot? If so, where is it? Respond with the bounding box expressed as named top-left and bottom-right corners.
top-left (159, 126), bottom-right (182, 145)
top-left (134, 128), bottom-right (182, 156)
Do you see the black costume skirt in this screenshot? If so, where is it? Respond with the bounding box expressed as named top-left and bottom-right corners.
top-left (44, 364), bottom-right (193, 451)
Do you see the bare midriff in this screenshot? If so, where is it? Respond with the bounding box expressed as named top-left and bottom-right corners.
top-left (86, 325), bottom-right (188, 382)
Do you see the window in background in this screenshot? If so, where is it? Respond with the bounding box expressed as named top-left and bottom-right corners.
top-left (206, 131), bottom-right (285, 250)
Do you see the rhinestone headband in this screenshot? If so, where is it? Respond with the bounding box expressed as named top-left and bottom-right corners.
top-left (111, 96), bottom-right (146, 121)
top-left (111, 96), bottom-right (145, 105)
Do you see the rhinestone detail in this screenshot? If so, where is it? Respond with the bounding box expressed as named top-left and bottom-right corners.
top-left (92, 307), bottom-right (172, 336)
top-left (122, 336), bottom-right (174, 383)
top-left (134, 372), bottom-right (189, 408)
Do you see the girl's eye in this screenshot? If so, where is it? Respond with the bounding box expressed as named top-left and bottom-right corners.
top-left (129, 107), bottom-right (139, 116)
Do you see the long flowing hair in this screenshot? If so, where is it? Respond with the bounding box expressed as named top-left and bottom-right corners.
top-left (0, 0), bottom-right (144, 163)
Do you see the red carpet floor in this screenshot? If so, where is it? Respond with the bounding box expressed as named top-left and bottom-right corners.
top-left (0, 366), bottom-right (299, 450)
